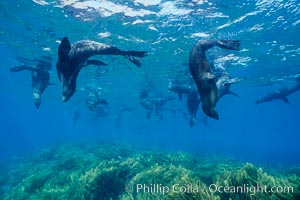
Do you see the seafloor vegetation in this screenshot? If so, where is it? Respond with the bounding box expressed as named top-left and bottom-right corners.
top-left (0, 142), bottom-right (299, 200)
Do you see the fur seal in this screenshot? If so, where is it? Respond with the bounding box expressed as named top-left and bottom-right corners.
top-left (168, 80), bottom-right (194, 100)
top-left (56, 37), bottom-right (148, 102)
top-left (168, 79), bottom-right (200, 126)
top-left (139, 88), bottom-right (155, 119)
top-left (94, 102), bottom-right (110, 119)
top-left (10, 56), bottom-right (53, 108)
top-left (169, 75), bottom-right (240, 127)
top-left (189, 40), bottom-right (241, 120)
top-left (153, 96), bottom-right (175, 120)
top-left (139, 88), bottom-right (174, 120)
top-left (255, 78), bottom-right (300, 104)
top-left (85, 86), bottom-right (108, 111)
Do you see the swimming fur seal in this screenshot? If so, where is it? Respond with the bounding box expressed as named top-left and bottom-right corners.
top-left (85, 86), bottom-right (108, 111)
top-left (168, 79), bottom-right (200, 126)
top-left (168, 80), bottom-right (194, 100)
top-left (56, 37), bottom-right (148, 102)
top-left (10, 56), bottom-right (53, 108)
top-left (94, 101), bottom-right (110, 119)
top-left (139, 87), bottom-right (174, 120)
top-left (189, 40), bottom-right (241, 120)
top-left (139, 89), bottom-right (154, 119)
top-left (153, 96), bottom-right (175, 120)
top-left (255, 77), bottom-right (300, 104)
top-left (169, 75), bottom-right (240, 127)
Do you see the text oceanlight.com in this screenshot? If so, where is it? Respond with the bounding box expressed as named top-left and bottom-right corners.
top-left (125, 183), bottom-right (294, 196)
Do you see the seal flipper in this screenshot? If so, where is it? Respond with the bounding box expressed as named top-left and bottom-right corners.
top-left (15, 56), bottom-right (36, 65)
top-left (123, 50), bottom-right (148, 58)
top-left (217, 40), bottom-right (241, 50)
top-left (57, 37), bottom-right (72, 82)
top-left (280, 96), bottom-right (289, 104)
top-left (189, 116), bottom-right (197, 127)
top-left (178, 93), bottom-right (183, 100)
top-left (58, 37), bottom-right (71, 60)
top-left (146, 109), bottom-right (153, 119)
top-left (10, 65), bottom-right (38, 72)
top-left (203, 72), bottom-right (223, 80)
top-left (124, 55), bottom-right (142, 67)
top-left (85, 60), bottom-right (108, 66)
top-left (123, 51), bottom-right (148, 67)
top-left (228, 90), bottom-right (240, 97)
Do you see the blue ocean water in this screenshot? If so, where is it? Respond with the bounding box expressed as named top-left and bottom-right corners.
top-left (0, 0), bottom-right (299, 170)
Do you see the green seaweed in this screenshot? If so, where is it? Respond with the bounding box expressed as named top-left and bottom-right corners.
top-left (0, 142), bottom-right (299, 200)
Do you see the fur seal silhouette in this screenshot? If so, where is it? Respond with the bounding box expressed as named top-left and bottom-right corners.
top-left (94, 101), bottom-right (110, 119)
top-left (255, 77), bottom-right (300, 104)
top-left (168, 80), bottom-right (194, 100)
top-left (139, 87), bottom-right (174, 120)
top-left (153, 96), bottom-right (175, 120)
top-left (168, 79), bottom-right (200, 126)
top-left (189, 40), bottom-right (240, 120)
top-left (56, 37), bottom-right (148, 102)
top-left (85, 86), bottom-right (108, 111)
top-left (10, 56), bottom-right (53, 108)
top-left (169, 75), bottom-right (240, 127)
top-left (139, 88), bottom-right (155, 119)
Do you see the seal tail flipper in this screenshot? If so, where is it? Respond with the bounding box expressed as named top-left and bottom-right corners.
top-left (146, 109), bottom-right (153, 119)
top-left (189, 116), bottom-right (196, 127)
top-left (57, 37), bottom-right (71, 82)
top-left (122, 51), bottom-right (148, 67)
top-left (217, 40), bottom-right (241, 50)
top-left (203, 72), bottom-right (225, 80)
top-left (228, 90), bottom-right (240, 98)
top-left (255, 99), bottom-right (261, 104)
top-left (86, 60), bottom-right (108, 66)
top-left (123, 51), bottom-right (148, 58)
top-left (36, 56), bottom-right (52, 71)
top-left (15, 56), bottom-right (36, 65)
top-left (178, 93), bottom-right (183, 100)
top-left (10, 65), bottom-right (38, 72)
top-left (124, 55), bottom-right (143, 67)
top-left (280, 97), bottom-right (289, 104)
top-left (10, 66), bottom-right (26, 72)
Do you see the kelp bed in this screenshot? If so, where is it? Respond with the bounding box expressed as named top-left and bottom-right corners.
top-left (0, 142), bottom-right (299, 200)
